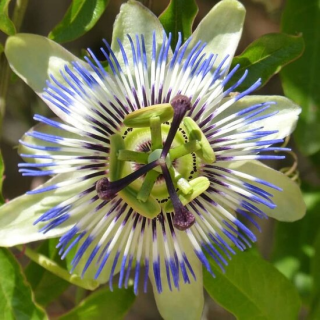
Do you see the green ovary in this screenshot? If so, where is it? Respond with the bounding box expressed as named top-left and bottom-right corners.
top-left (121, 124), bottom-right (200, 201)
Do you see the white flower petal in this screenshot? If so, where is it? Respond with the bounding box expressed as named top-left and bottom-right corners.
top-left (5, 34), bottom-right (89, 121)
top-left (216, 95), bottom-right (301, 140)
top-left (221, 160), bottom-right (306, 222)
top-left (0, 172), bottom-right (97, 246)
top-left (19, 121), bottom-right (91, 165)
top-left (150, 232), bottom-right (204, 320)
top-left (5, 34), bottom-right (87, 94)
top-left (182, 0), bottom-right (245, 68)
top-left (111, 0), bottom-right (169, 72)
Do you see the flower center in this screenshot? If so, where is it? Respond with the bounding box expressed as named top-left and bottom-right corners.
top-left (96, 95), bottom-right (214, 230)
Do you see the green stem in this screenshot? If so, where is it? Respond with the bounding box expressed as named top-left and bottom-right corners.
top-left (16, 245), bottom-right (99, 290)
top-left (0, 0), bottom-right (29, 120)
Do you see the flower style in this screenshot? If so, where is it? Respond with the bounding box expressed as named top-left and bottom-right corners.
top-left (0, 0), bottom-right (305, 319)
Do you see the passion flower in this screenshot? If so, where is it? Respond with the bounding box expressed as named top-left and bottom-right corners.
top-left (0, 0), bottom-right (305, 318)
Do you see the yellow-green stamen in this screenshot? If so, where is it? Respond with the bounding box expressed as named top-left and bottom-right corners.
top-left (183, 116), bottom-right (216, 164)
top-left (123, 103), bottom-right (173, 128)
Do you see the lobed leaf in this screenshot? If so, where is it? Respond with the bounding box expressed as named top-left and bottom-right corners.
top-left (229, 33), bottom-right (304, 91)
top-left (49, 0), bottom-right (109, 43)
top-left (280, 0), bottom-right (320, 155)
top-left (204, 250), bottom-right (301, 320)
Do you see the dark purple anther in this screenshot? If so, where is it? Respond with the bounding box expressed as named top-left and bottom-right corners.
top-left (172, 206), bottom-right (195, 231)
top-left (96, 177), bottom-right (115, 200)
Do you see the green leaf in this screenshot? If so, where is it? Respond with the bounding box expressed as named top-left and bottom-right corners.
top-left (309, 232), bottom-right (320, 319)
top-left (24, 239), bottom-right (70, 306)
top-left (159, 0), bottom-right (198, 48)
top-left (59, 286), bottom-right (136, 320)
top-left (204, 250), bottom-right (301, 320)
top-left (280, 0), bottom-right (320, 155)
top-left (228, 33), bottom-right (304, 91)
top-left (0, 248), bottom-right (48, 319)
top-left (0, 0), bottom-right (16, 35)
top-left (0, 151), bottom-right (5, 205)
top-left (271, 191), bottom-right (320, 301)
top-left (48, 0), bottom-right (109, 43)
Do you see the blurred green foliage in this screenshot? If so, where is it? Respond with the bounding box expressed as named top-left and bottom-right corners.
top-left (49, 0), bottom-right (110, 43)
top-left (159, 0), bottom-right (198, 47)
top-left (0, 0), bottom-right (16, 35)
top-left (281, 0), bottom-right (320, 156)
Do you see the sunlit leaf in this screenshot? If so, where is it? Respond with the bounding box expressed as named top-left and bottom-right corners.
top-left (0, 0), bottom-right (15, 35)
top-left (0, 248), bottom-right (48, 319)
top-left (59, 286), bottom-right (136, 320)
top-left (24, 239), bottom-right (70, 306)
top-left (204, 250), bottom-right (301, 319)
top-left (280, 0), bottom-right (320, 155)
top-left (229, 33), bottom-right (304, 91)
top-left (272, 191), bottom-right (320, 301)
top-left (159, 0), bottom-right (198, 47)
top-left (49, 0), bottom-right (109, 43)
